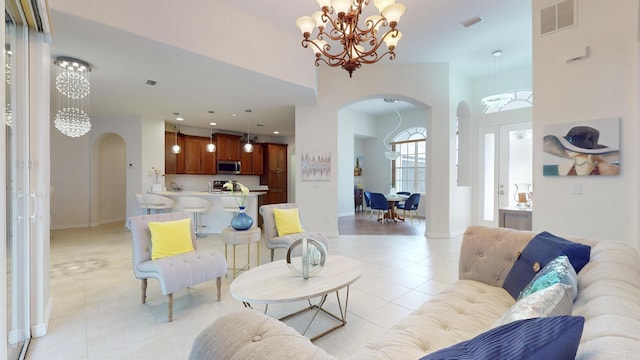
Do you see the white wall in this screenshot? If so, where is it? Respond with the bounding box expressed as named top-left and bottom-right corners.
top-left (50, 0), bottom-right (315, 91)
top-left (97, 134), bottom-right (126, 224)
top-left (532, 0), bottom-right (639, 247)
top-left (50, 121), bottom-right (90, 229)
top-left (337, 108), bottom-right (377, 217)
top-left (448, 67), bottom-right (474, 234)
top-left (51, 115), bottom-right (161, 229)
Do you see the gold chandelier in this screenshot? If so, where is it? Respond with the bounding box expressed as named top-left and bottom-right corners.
top-left (297, 0), bottom-right (405, 78)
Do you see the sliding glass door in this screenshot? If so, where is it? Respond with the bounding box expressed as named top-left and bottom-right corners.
top-left (5, 15), bottom-right (31, 360)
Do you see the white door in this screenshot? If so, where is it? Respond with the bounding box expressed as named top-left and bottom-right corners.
top-left (479, 122), bottom-right (532, 227)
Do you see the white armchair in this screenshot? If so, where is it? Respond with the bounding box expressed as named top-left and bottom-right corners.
top-left (128, 212), bottom-right (227, 322)
top-left (259, 203), bottom-right (328, 261)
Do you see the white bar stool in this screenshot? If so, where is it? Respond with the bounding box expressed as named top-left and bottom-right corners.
top-left (222, 226), bottom-right (261, 278)
top-left (142, 193), bottom-right (174, 214)
top-left (135, 194), bottom-right (152, 214)
top-left (179, 197), bottom-right (210, 237)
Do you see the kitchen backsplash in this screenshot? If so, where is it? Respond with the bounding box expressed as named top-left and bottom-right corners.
top-left (165, 174), bottom-right (264, 192)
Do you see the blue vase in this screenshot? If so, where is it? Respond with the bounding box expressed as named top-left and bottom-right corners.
top-left (231, 206), bottom-right (253, 230)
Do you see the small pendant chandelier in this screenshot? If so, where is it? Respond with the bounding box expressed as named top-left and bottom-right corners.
top-left (383, 98), bottom-right (402, 160)
top-left (481, 50), bottom-right (515, 111)
top-left (206, 122), bottom-right (216, 153)
top-left (53, 56), bottom-right (92, 137)
top-left (243, 119), bottom-right (254, 153)
top-left (297, 0), bottom-right (405, 78)
top-left (172, 116), bottom-right (183, 154)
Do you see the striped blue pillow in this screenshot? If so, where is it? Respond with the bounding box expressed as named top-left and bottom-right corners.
top-left (420, 316), bottom-right (585, 360)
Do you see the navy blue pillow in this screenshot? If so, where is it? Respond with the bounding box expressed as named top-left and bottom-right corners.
top-left (419, 316), bottom-right (585, 360)
top-left (502, 231), bottom-right (591, 299)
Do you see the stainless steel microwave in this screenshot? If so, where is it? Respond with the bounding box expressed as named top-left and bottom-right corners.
top-left (217, 160), bottom-right (241, 174)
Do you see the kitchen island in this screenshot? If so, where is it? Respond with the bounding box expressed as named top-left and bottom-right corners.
top-left (154, 191), bottom-right (266, 234)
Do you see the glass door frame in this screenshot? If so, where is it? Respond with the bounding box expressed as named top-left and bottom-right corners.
top-left (4, 13), bottom-right (31, 359)
top-left (478, 121), bottom-right (533, 227)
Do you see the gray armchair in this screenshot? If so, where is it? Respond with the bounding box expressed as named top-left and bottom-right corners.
top-left (259, 203), bottom-right (329, 261)
top-left (129, 212), bottom-right (227, 322)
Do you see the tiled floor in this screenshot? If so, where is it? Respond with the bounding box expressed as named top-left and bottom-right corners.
top-left (26, 218), bottom-right (461, 360)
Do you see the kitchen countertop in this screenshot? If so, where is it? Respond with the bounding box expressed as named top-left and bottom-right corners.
top-left (154, 190), bottom-right (266, 196)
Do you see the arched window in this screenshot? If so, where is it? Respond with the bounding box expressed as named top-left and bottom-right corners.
top-left (483, 89), bottom-right (533, 114)
top-left (391, 127), bottom-right (426, 193)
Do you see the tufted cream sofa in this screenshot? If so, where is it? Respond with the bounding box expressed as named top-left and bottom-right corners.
top-left (189, 226), bottom-right (640, 360)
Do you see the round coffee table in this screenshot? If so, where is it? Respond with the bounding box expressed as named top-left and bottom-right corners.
top-left (230, 255), bottom-right (363, 341)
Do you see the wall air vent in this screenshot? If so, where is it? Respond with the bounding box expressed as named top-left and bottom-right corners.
top-left (541, 0), bottom-right (576, 35)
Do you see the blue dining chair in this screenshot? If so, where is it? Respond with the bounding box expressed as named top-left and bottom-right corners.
top-left (369, 192), bottom-right (391, 223)
top-left (363, 191), bottom-right (373, 217)
top-left (396, 193), bottom-right (421, 224)
top-left (394, 191), bottom-right (411, 207)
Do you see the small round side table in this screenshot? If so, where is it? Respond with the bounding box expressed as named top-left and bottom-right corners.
top-left (222, 226), bottom-right (261, 279)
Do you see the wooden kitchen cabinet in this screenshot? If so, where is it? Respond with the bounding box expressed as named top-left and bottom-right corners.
top-left (354, 188), bottom-right (364, 212)
top-left (261, 143), bottom-right (287, 204)
top-left (184, 135), bottom-right (216, 175)
top-left (165, 131), bottom-right (185, 174)
top-left (215, 133), bottom-right (241, 161)
top-left (240, 143), bottom-right (263, 175)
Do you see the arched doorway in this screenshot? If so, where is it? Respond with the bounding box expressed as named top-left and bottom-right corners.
top-left (91, 133), bottom-right (126, 226)
top-left (336, 96), bottom-right (430, 235)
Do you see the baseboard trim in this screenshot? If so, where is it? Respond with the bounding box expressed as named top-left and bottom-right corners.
top-left (31, 297), bottom-right (52, 338)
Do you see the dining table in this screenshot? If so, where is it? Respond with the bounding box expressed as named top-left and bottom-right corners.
top-left (384, 193), bottom-right (409, 223)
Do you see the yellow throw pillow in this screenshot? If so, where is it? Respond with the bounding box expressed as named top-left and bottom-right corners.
top-left (273, 208), bottom-right (305, 236)
top-left (148, 218), bottom-right (195, 260)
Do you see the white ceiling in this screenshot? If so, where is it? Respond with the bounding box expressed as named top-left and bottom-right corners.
top-left (48, 0), bottom-right (532, 137)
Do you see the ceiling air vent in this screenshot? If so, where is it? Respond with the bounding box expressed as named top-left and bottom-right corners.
top-left (541, 0), bottom-right (576, 35)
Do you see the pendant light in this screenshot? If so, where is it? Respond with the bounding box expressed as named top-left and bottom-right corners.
top-left (171, 116), bottom-right (183, 154)
top-left (243, 114), bottom-right (253, 153)
top-left (382, 99), bottom-right (402, 160)
top-left (206, 120), bottom-right (216, 152)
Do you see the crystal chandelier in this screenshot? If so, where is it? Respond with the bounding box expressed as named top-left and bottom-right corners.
top-left (297, 0), bottom-right (406, 78)
top-left (53, 56), bottom-right (92, 137)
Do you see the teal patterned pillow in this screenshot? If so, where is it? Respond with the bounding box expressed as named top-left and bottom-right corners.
top-left (494, 283), bottom-right (573, 327)
top-left (518, 255), bottom-right (578, 300)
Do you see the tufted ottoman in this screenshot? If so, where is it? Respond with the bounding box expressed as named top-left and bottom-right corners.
top-left (189, 309), bottom-right (335, 360)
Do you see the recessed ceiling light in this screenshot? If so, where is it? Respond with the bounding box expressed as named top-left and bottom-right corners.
top-left (209, 122), bottom-right (216, 126)
top-left (273, 131), bottom-right (280, 134)
top-left (245, 109), bottom-right (252, 112)
top-left (208, 110), bottom-right (215, 114)
top-left (492, 50), bottom-right (503, 57)
top-left (231, 113), bottom-right (238, 117)
top-left (256, 123), bottom-right (264, 127)
top-left (146, 80), bottom-right (157, 86)
top-left (176, 117), bottom-right (184, 121)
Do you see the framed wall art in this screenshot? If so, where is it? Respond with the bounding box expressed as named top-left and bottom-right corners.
top-left (301, 151), bottom-right (331, 181)
top-left (543, 117), bottom-right (620, 176)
